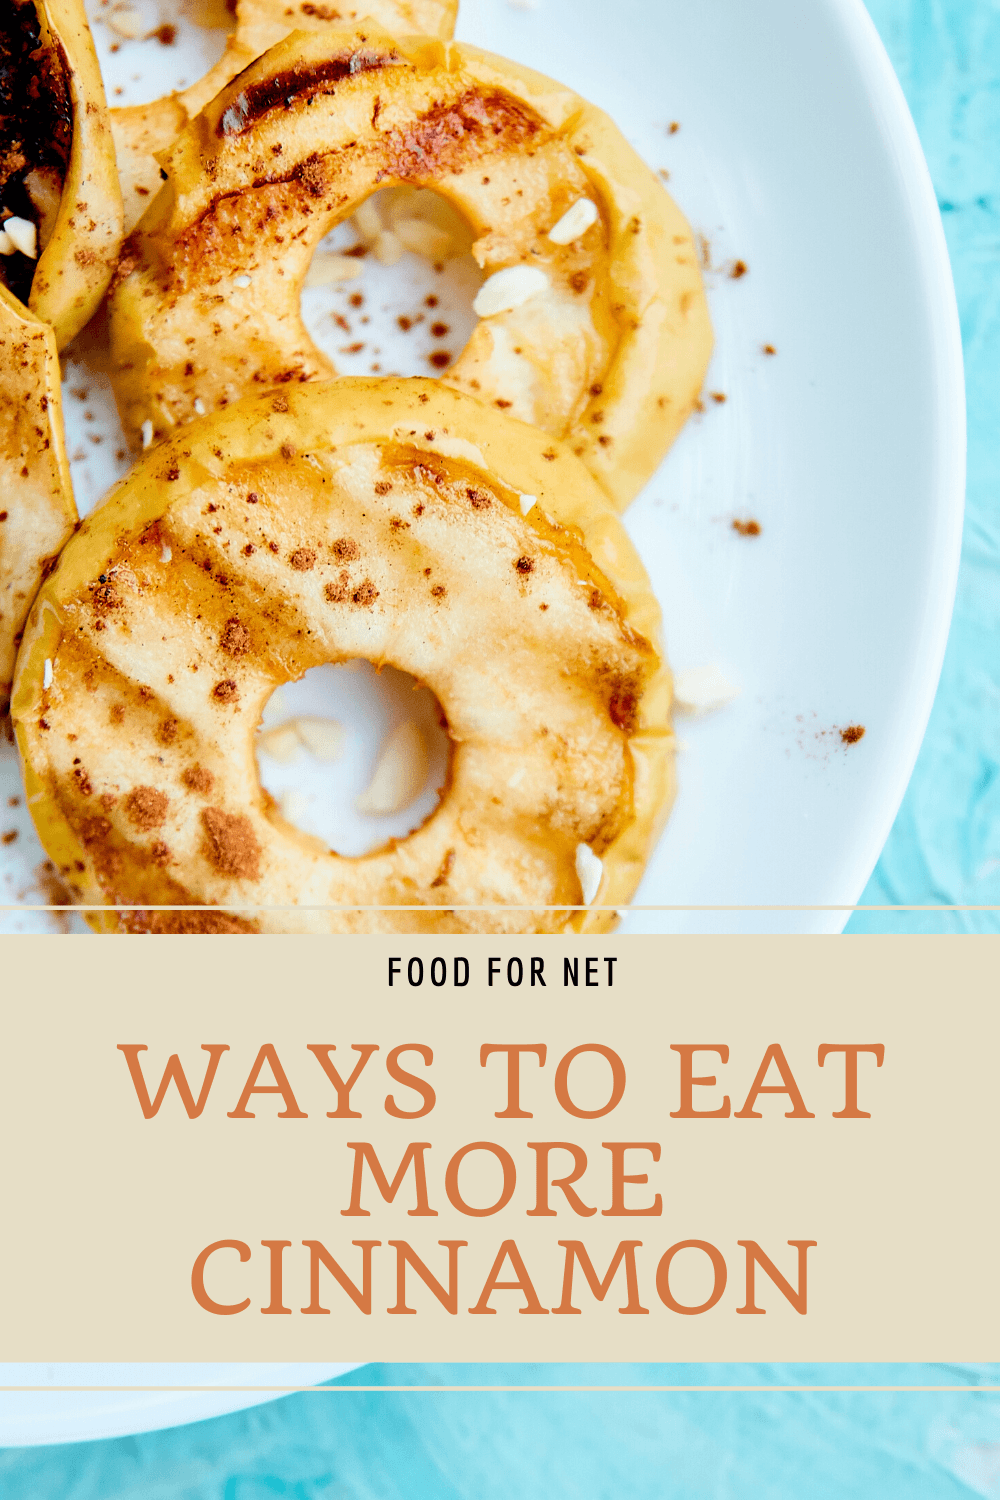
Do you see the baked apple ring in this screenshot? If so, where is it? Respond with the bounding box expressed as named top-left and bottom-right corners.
top-left (110, 0), bottom-right (459, 233)
top-left (0, 285), bottom-right (77, 716)
top-left (108, 25), bottom-right (712, 511)
top-left (13, 379), bottom-right (673, 933)
top-left (1, 0), bottom-right (122, 347)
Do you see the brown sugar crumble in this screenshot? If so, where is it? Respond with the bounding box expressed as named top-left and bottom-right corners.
top-left (125, 785), bottom-right (169, 830)
top-left (201, 807), bottom-right (262, 880)
top-left (763, 344), bottom-right (777, 355)
top-left (290, 547), bottom-right (317, 571)
top-left (515, 556), bottom-right (535, 574)
top-left (221, 617), bottom-right (251, 656)
top-left (332, 536), bottom-right (360, 560)
top-left (155, 23), bottom-right (176, 43)
top-left (732, 519), bottom-right (761, 537)
top-left (428, 351), bottom-right (451, 369)
top-left (352, 580), bottom-right (378, 607)
top-left (710, 391), bottom-right (727, 404)
top-left (840, 724), bottom-right (866, 745)
top-left (1, 829), bottom-right (18, 845)
top-left (213, 679), bottom-right (239, 702)
top-left (183, 765), bottom-right (214, 795)
top-left (730, 260), bottom-right (748, 279)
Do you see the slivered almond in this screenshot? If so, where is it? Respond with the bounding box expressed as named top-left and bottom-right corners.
top-left (304, 252), bottom-right (361, 287)
top-left (548, 198), bottom-right (599, 245)
top-left (295, 716), bottom-right (345, 762)
top-left (108, 6), bottom-right (144, 38)
top-left (673, 664), bottom-right (739, 716)
top-left (575, 843), bottom-right (603, 906)
top-left (473, 266), bottom-right (549, 317)
top-left (355, 720), bottom-right (428, 815)
top-left (3, 217), bottom-right (36, 258)
top-left (258, 723), bottom-right (300, 763)
top-left (393, 218), bottom-right (454, 260)
top-left (373, 229), bottom-right (404, 266)
top-left (353, 198), bottom-right (383, 244)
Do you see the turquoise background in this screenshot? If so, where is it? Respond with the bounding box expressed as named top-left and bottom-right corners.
top-left (846, 0), bottom-right (1000, 934)
top-left (3, 0), bottom-right (998, 1488)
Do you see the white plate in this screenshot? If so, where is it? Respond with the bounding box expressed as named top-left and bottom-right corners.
top-left (0, 1365), bottom-right (360, 1447)
top-left (0, 0), bottom-right (963, 1442)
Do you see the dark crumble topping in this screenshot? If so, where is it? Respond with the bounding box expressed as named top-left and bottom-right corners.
top-left (374, 480), bottom-right (392, 495)
top-left (0, 0), bottom-right (72, 303)
top-left (332, 536), bottom-right (360, 561)
top-left (91, 580), bottom-right (121, 617)
top-left (290, 546), bottom-right (317, 571)
top-left (158, 717), bottom-right (179, 744)
top-left (183, 764), bottom-right (214, 795)
top-left (201, 806), bottom-right (262, 880)
top-left (732, 518), bottom-right (761, 537)
top-left (466, 488), bottom-right (491, 510)
top-left (221, 616), bottom-right (251, 656)
top-left (840, 724), bottom-right (866, 745)
top-left (213, 679), bottom-right (239, 702)
top-left (72, 765), bottom-right (92, 796)
top-left (125, 785), bottom-right (169, 830)
top-left (515, 556), bottom-right (534, 574)
top-left (352, 579), bottom-right (378, 607)
top-left (325, 572), bottom-right (350, 603)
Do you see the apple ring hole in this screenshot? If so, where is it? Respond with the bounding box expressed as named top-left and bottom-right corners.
top-left (300, 187), bottom-right (484, 380)
top-left (255, 660), bottom-right (451, 856)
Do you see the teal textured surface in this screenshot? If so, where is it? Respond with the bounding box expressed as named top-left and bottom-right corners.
top-left (3, 1366), bottom-right (1000, 1494)
top-left (848, 0), bottom-right (1000, 933)
top-left (1, 0), bottom-right (997, 1486)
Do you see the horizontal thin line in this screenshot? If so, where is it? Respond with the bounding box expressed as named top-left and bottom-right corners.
top-left (1, 900), bottom-right (1000, 912)
top-left (2, 1385), bottom-right (1000, 1394)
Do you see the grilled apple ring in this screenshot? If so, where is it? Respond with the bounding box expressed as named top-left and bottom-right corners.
top-left (0, 285), bottom-right (77, 715)
top-left (108, 25), bottom-right (712, 511)
top-left (12, 379), bottom-right (673, 934)
top-left (1, 0), bottom-right (122, 347)
top-left (111, 0), bottom-right (459, 234)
